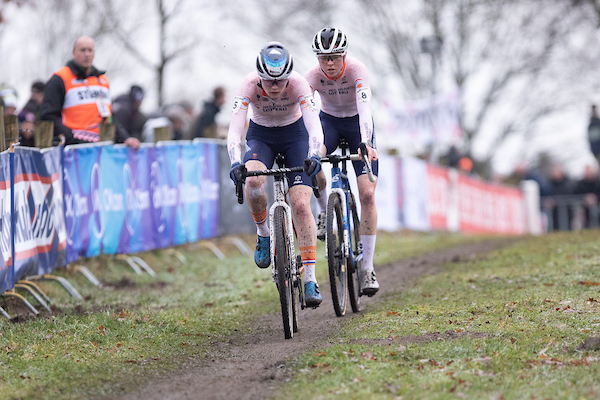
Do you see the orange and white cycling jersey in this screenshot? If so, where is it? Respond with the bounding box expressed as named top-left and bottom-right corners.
top-left (304, 56), bottom-right (373, 144)
top-left (227, 71), bottom-right (323, 164)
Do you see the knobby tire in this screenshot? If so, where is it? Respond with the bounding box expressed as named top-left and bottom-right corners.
top-left (327, 193), bottom-right (347, 317)
top-left (274, 207), bottom-right (294, 339)
top-left (347, 191), bottom-right (362, 313)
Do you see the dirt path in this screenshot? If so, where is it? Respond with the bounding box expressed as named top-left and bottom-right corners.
top-left (117, 239), bottom-right (514, 400)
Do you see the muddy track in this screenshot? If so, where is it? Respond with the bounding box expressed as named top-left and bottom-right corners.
top-left (116, 239), bottom-right (515, 400)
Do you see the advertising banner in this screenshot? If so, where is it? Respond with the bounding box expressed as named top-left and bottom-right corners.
top-left (123, 146), bottom-right (155, 254)
top-left (386, 90), bottom-right (462, 152)
top-left (64, 144), bottom-right (103, 262)
top-left (457, 174), bottom-right (527, 234)
top-left (12, 147), bottom-right (66, 280)
top-left (0, 153), bottom-right (12, 292)
top-left (63, 141), bottom-right (220, 264)
top-left (190, 140), bottom-right (220, 241)
top-left (154, 144), bottom-right (185, 246)
top-left (427, 164), bottom-right (450, 231)
top-left (401, 157), bottom-right (430, 231)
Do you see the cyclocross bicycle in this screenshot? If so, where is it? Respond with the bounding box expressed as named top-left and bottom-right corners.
top-left (320, 140), bottom-right (375, 316)
top-left (235, 155), bottom-right (318, 339)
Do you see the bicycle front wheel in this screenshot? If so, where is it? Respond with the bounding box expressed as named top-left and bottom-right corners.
top-left (347, 191), bottom-right (362, 313)
top-left (274, 207), bottom-right (294, 339)
top-left (327, 193), bottom-right (347, 317)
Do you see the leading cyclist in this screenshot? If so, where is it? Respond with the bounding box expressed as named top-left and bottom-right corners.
top-left (228, 42), bottom-right (324, 307)
top-left (304, 27), bottom-right (380, 296)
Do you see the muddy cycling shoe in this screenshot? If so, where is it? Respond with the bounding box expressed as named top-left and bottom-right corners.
top-left (361, 270), bottom-right (380, 297)
top-left (254, 236), bottom-right (271, 269)
top-left (304, 281), bottom-right (322, 308)
top-left (316, 211), bottom-right (326, 242)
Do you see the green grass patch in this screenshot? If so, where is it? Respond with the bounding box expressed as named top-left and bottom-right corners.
top-left (0, 231), bottom-right (475, 399)
top-left (0, 236), bottom-right (278, 400)
top-left (278, 230), bottom-right (600, 400)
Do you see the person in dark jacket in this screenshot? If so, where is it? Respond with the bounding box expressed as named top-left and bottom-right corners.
top-left (573, 164), bottom-right (600, 228)
top-left (544, 163), bottom-right (575, 230)
top-left (193, 86), bottom-right (225, 139)
top-left (40, 36), bottom-right (139, 148)
top-left (112, 85), bottom-right (147, 141)
top-left (588, 104), bottom-right (600, 162)
top-left (16, 81), bottom-right (45, 147)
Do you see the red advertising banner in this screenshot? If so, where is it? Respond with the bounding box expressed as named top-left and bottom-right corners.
top-left (457, 174), bottom-right (527, 235)
top-left (427, 165), bottom-right (450, 230)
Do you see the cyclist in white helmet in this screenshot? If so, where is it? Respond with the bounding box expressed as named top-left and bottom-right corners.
top-left (304, 28), bottom-right (380, 296)
top-left (228, 42), bottom-right (325, 307)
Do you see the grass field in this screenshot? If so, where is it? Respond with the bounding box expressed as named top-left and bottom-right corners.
top-left (1, 230), bottom-right (600, 399)
top-left (277, 230), bottom-right (600, 400)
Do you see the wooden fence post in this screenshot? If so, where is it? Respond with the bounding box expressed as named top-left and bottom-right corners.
top-left (99, 122), bottom-right (115, 143)
top-left (3, 114), bottom-right (18, 150)
top-left (35, 121), bottom-right (54, 149)
top-left (0, 107), bottom-right (4, 152)
top-left (153, 126), bottom-right (171, 143)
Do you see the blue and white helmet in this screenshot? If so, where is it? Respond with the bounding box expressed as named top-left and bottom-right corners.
top-left (256, 42), bottom-right (294, 80)
top-left (312, 27), bottom-right (348, 55)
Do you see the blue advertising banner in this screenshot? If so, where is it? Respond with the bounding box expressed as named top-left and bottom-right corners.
top-left (62, 141), bottom-right (220, 264)
top-left (0, 152), bottom-right (12, 292)
top-left (64, 144), bottom-right (104, 262)
top-left (122, 146), bottom-right (155, 254)
top-left (99, 146), bottom-right (127, 255)
top-left (12, 147), bottom-right (67, 280)
top-left (151, 144), bottom-right (180, 248)
top-left (192, 140), bottom-right (219, 240)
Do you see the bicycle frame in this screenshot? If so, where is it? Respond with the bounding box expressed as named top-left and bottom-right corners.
top-left (327, 159), bottom-right (352, 263)
top-left (323, 141), bottom-right (375, 261)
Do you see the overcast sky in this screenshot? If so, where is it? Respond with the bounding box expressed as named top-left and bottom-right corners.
top-left (1, 0), bottom-right (598, 178)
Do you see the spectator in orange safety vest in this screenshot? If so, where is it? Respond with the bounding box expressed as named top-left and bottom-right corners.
top-left (40, 36), bottom-right (140, 149)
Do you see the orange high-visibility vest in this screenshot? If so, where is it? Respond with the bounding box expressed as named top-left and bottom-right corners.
top-left (54, 66), bottom-right (112, 142)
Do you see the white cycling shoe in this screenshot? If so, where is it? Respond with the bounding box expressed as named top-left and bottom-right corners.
top-left (361, 270), bottom-right (379, 297)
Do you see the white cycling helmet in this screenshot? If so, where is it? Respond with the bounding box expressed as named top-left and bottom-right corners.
top-left (256, 42), bottom-right (293, 80)
top-left (312, 27), bottom-right (348, 55)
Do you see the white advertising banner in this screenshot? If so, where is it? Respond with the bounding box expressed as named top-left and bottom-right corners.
top-left (385, 90), bottom-right (462, 152)
top-left (401, 157), bottom-right (430, 231)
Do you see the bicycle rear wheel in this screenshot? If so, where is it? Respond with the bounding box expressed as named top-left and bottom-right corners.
top-left (274, 207), bottom-right (294, 339)
top-left (327, 193), bottom-right (347, 317)
top-left (347, 191), bottom-right (362, 313)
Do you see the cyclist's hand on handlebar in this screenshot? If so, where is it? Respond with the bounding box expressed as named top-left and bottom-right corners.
top-left (358, 142), bottom-right (378, 162)
top-left (304, 155), bottom-right (322, 178)
top-left (230, 162), bottom-right (245, 185)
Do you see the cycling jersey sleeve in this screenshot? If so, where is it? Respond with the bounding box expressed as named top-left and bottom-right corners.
top-left (355, 77), bottom-right (374, 145)
top-left (227, 77), bottom-right (253, 164)
top-left (297, 80), bottom-right (323, 157)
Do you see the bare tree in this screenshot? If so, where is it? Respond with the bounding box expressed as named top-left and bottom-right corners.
top-left (358, 0), bottom-right (599, 172)
top-left (224, 0), bottom-right (334, 70)
top-left (94, 0), bottom-right (205, 107)
top-left (30, 0), bottom-right (114, 75)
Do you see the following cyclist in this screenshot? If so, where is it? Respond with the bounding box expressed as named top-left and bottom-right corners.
top-left (228, 42), bottom-right (324, 307)
top-left (304, 27), bottom-right (380, 296)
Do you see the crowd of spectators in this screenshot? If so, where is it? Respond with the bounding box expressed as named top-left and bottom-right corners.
top-left (503, 160), bottom-right (600, 231)
top-left (0, 36), bottom-right (226, 148)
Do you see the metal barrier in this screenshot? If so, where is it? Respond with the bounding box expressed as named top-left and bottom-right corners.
top-left (541, 194), bottom-right (599, 231)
